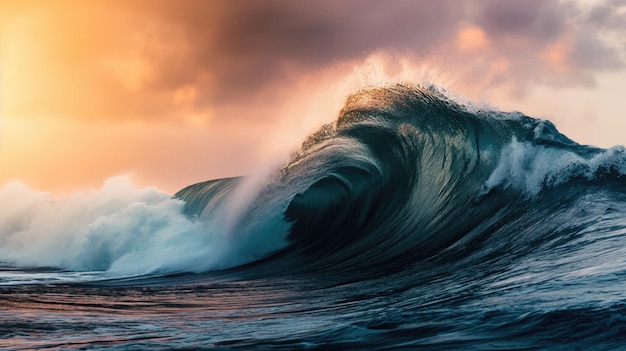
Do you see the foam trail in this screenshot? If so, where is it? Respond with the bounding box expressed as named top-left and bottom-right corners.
top-left (0, 176), bottom-right (275, 277)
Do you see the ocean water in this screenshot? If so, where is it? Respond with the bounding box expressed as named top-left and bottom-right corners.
top-left (3, 85), bottom-right (626, 350)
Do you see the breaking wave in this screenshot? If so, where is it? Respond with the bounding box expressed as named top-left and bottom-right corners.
top-left (2, 84), bottom-right (626, 280)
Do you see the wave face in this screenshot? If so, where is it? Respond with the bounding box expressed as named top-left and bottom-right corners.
top-left (4, 84), bottom-right (626, 350)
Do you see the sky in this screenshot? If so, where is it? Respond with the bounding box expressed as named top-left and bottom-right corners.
top-left (1, 0), bottom-right (625, 194)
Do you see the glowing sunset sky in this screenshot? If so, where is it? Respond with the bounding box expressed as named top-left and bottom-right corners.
top-left (1, 0), bottom-right (625, 194)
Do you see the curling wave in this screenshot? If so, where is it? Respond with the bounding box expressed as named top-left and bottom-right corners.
top-left (175, 84), bottom-right (626, 275)
top-left (2, 84), bottom-right (625, 279)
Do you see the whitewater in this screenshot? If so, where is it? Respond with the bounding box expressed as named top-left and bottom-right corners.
top-left (2, 84), bottom-right (626, 350)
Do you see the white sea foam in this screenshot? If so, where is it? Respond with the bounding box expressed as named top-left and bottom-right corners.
top-left (0, 176), bottom-right (286, 278)
top-left (483, 138), bottom-right (626, 196)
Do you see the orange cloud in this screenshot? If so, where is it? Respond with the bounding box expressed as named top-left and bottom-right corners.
top-left (541, 41), bottom-right (572, 72)
top-left (0, 1), bottom-right (204, 123)
top-left (102, 55), bottom-right (153, 91)
top-left (457, 25), bottom-right (489, 51)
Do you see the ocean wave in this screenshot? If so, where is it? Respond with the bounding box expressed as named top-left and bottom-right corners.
top-left (3, 84), bottom-right (626, 280)
top-left (178, 84), bottom-right (626, 275)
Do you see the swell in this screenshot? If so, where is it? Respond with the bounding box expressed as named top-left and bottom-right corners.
top-left (173, 84), bottom-right (626, 277)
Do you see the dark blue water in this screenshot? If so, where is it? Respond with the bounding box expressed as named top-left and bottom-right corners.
top-left (2, 85), bottom-right (626, 350)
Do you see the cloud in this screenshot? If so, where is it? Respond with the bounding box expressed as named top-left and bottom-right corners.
top-left (587, 0), bottom-right (626, 29)
top-left (475, 0), bottom-right (571, 42)
top-left (154, 0), bottom-right (625, 99)
top-left (133, 0), bottom-right (467, 107)
top-left (2, 0), bottom-right (624, 123)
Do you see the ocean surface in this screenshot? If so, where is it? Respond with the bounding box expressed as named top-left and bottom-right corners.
top-left (3, 85), bottom-right (626, 350)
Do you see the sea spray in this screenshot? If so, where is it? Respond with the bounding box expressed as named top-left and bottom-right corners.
top-left (484, 138), bottom-right (626, 196)
top-left (0, 176), bottom-right (275, 276)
